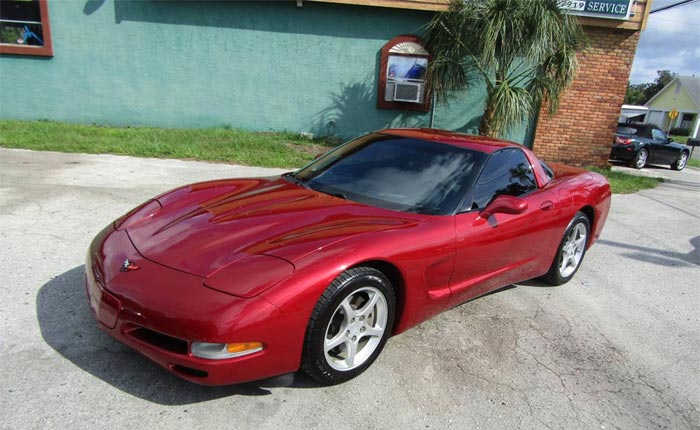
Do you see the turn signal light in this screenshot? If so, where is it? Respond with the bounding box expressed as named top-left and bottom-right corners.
top-left (191, 341), bottom-right (264, 360)
top-left (226, 342), bottom-right (263, 354)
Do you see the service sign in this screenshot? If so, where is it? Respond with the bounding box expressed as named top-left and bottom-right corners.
top-left (558, 0), bottom-right (634, 20)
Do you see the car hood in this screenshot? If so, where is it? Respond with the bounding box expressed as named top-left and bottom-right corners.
top-left (125, 176), bottom-right (424, 276)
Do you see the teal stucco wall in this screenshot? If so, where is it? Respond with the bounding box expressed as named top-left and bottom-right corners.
top-left (0, 1), bottom-right (534, 144)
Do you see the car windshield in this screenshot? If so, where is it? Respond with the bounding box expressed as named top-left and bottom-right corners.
top-left (292, 134), bottom-right (486, 215)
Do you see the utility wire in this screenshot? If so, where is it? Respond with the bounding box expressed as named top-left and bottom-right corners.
top-left (650, 0), bottom-right (700, 14)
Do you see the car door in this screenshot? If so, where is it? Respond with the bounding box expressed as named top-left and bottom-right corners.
top-left (449, 149), bottom-right (559, 305)
top-left (650, 128), bottom-right (676, 164)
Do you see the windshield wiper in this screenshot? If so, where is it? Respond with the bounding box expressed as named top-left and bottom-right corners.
top-left (283, 172), bottom-right (308, 188)
top-left (329, 192), bottom-right (348, 200)
top-left (409, 204), bottom-right (442, 215)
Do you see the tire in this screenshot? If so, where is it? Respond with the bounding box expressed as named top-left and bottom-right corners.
top-left (671, 151), bottom-right (688, 171)
top-left (543, 212), bottom-right (591, 286)
top-left (630, 148), bottom-right (648, 169)
top-left (302, 267), bottom-right (396, 385)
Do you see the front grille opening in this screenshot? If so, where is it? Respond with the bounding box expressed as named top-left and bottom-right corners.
top-left (171, 364), bottom-right (208, 378)
top-left (127, 326), bottom-right (188, 355)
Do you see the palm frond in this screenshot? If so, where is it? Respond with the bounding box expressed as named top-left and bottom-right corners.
top-left (483, 81), bottom-right (533, 137)
top-left (424, 0), bottom-right (588, 137)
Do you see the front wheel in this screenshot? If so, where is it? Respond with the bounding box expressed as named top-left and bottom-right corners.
top-left (302, 267), bottom-right (395, 385)
top-left (543, 212), bottom-right (590, 286)
top-left (671, 152), bottom-right (688, 171)
top-left (631, 148), bottom-right (648, 169)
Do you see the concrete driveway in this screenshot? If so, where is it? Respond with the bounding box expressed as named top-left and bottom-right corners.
top-left (1, 148), bottom-right (698, 430)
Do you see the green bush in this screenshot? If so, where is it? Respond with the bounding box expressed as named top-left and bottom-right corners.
top-left (669, 127), bottom-right (690, 136)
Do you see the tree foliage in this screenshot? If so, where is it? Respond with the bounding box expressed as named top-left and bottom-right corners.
top-left (424, 0), bottom-right (587, 138)
top-left (624, 70), bottom-right (677, 105)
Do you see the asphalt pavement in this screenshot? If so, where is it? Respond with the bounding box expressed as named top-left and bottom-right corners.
top-left (1, 148), bottom-right (698, 430)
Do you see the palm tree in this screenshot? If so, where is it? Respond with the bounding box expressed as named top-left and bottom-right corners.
top-left (424, 0), bottom-right (587, 138)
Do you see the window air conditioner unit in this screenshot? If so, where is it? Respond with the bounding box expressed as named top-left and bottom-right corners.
top-left (393, 81), bottom-right (423, 103)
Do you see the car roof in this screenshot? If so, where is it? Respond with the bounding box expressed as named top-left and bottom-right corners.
top-left (378, 128), bottom-right (523, 154)
top-left (617, 123), bottom-right (660, 131)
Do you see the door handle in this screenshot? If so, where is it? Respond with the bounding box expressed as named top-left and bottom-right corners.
top-left (540, 201), bottom-right (554, 211)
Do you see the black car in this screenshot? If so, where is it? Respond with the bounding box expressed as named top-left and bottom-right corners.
top-left (610, 123), bottom-right (690, 170)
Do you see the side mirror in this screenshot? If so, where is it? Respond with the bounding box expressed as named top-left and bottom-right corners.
top-left (667, 137), bottom-right (673, 143)
top-left (481, 195), bottom-right (528, 218)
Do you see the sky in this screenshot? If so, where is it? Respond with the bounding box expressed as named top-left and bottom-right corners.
top-left (629, 0), bottom-right (700, 84)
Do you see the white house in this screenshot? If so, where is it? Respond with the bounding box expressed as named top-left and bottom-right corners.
top-left (619, 104), bottom-right (648, 123)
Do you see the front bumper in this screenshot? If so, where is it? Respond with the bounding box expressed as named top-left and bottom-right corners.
top-left (85, 224), bottom-right (308, 385)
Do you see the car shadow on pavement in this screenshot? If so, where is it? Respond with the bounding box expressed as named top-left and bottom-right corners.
top-left (36, 266), bottom-right (322, 405)
top-left (657, 179), bottom-right (700, 192)
top-left (597, 236), bottom-right (700, 267)
top-left (512, 278), bottom-right (551, 288)
top-left (609, 161), bottom-right (673, 171)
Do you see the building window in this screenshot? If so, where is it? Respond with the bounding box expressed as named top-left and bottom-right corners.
top-left (680, 113), bottom-right (696, 130)
top-left (377, 35), bottom-right (430, 112)
top-left (0, 0), bottom-right (53, 57)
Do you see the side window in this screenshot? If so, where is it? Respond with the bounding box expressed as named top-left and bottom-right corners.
top-left (469, 149), bottom-right (537, 210)
top-left (540, 159), bottom-right (554, 181)
top-left (651, 128), bottom-right (666, 141)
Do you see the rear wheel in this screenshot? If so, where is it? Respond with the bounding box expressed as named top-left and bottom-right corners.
top-left (671, 152), bottom-right (688, 171)
top-left (631, 148), bottom-right (648, 169)
top-left (543, 212), bottom-right (590, 286)
top-left (302, 267), bottom-right (395, 385)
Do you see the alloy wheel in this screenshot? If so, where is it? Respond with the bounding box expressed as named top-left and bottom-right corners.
top-left (636, 150), bottom-right (648, 168)
top-left (558, 223), bottom-right (587, 278)
top-left (677, 153), bottom-right (687, 170)
top-left (324, 286), bottom-right (388, 371)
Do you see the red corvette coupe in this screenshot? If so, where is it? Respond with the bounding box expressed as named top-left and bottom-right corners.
top-left (85, 129), bottom-right (610, 386)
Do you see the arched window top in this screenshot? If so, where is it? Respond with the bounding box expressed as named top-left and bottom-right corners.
top-left (388, 42), bottom-right (429, 56)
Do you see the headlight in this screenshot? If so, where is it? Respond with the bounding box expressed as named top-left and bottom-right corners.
top-left (191, 342), bottom-right (263, 360)
top-left (114, 199), bottom-right (162, 230)
top-left (204, 254), bottom-right (294, 298)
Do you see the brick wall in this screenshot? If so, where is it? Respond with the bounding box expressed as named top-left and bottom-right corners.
top-left (533, 27), bottom-right (640, 168)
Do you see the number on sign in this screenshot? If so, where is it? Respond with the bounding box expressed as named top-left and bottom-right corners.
top-left (558, 0), bottom-right (586, 11)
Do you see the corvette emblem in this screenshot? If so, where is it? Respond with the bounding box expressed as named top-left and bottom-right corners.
top-left (120, 259), bottom-right (140, 272)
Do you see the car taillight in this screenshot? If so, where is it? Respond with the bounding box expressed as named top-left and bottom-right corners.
top-left (615, 136), bottom-right (633, 145)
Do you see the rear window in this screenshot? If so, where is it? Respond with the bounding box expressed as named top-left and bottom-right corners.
top-left (617, 126), bottom-right (638, 135)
